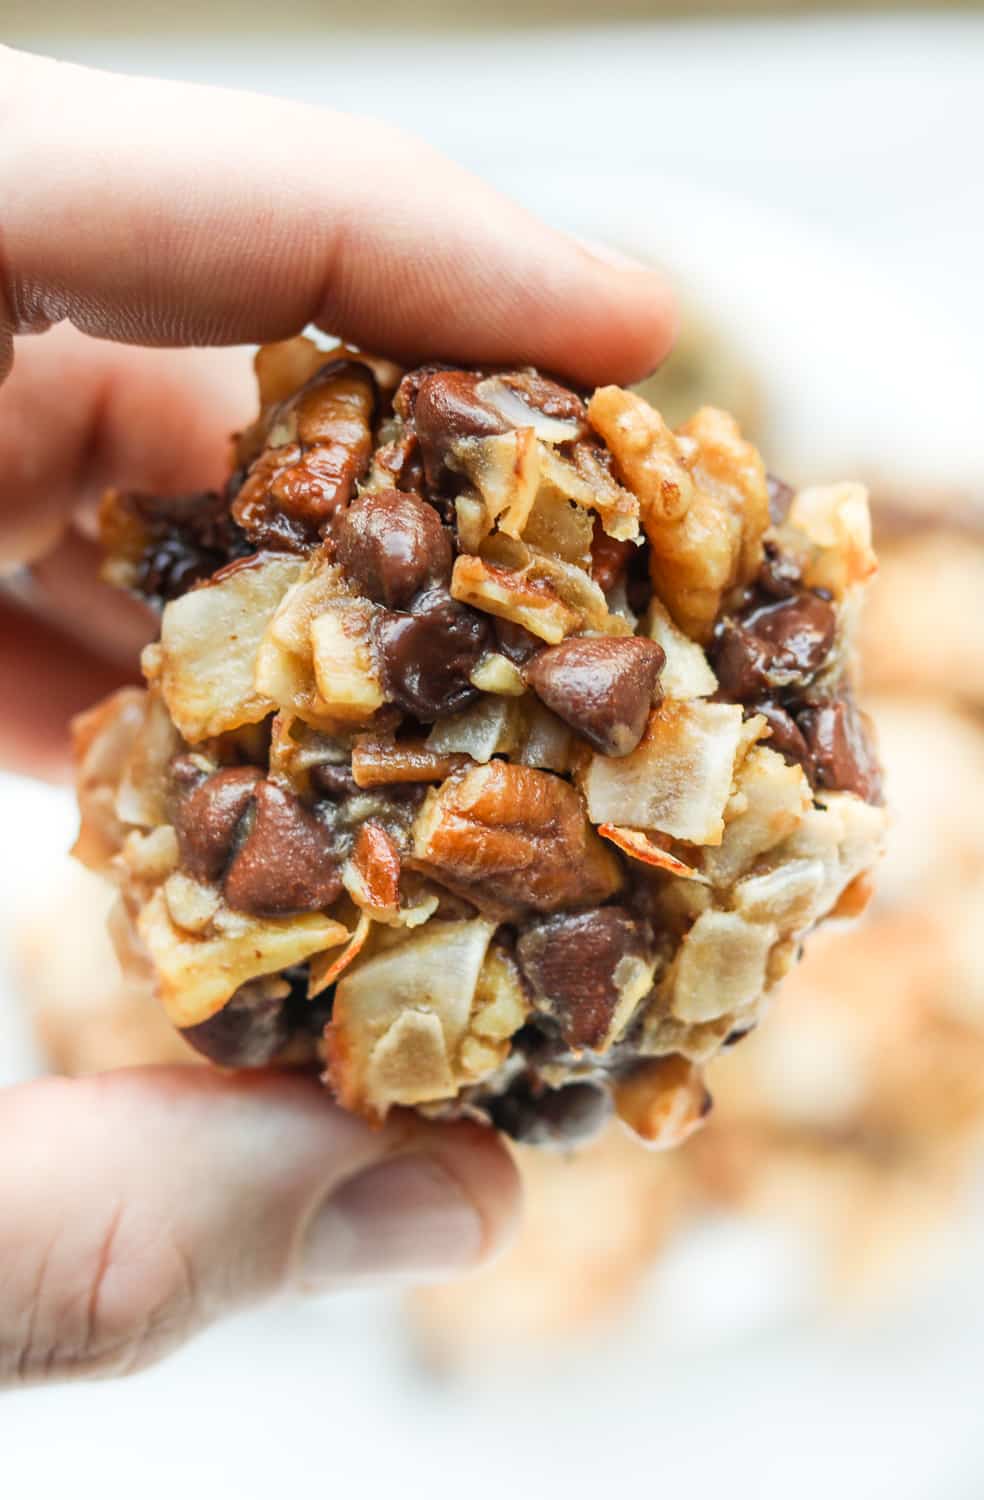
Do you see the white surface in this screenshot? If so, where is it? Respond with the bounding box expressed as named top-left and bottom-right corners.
top-left (2, 12), bottom-right (984, 1495)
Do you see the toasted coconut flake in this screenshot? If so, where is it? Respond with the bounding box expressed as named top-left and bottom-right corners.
top-left (115, 692), bottom-right (181, 829)
top-left (641, 600), bottom-right (718, 699)
top-left (788, 482), bottom-right (877, 598)
top-left (516, 699), bottom-right (573, 773)
top-left (731, 858), bottom-right (827, 929)
top-left (163, 872), bottom-right (222, 934)
top-left (475, 376), bottom-right (582, 444)
top-left (599, 824), bottom-right (709, 882)
top-left (615, 1056), bottom-right (710, 1148)
top-left (668, 909), bottom-right (776, 1023)
top-left (159, 553), bottom-right (303, 742)
top-left (537, 442), bottom-right (640, 541)
top-left (310, 602), bottom-right (385, 722)
top-left (454, 493), bottom-right (493, 553)
top-left (120, 825), bottom-right (180, 885)
top-left (520, 492), bottom-right (594, 568)
top-left (483, 534), bottom-right (628, 633)
top-left (308, 911), bottom-right (373, 998)
top-left (702, 746), bottom-right (812, 886)
top-left (456, 428), bottom-right (541, 538)
top-left (72, 687), bottom-right (153, 870)
top-left (451, 554), bottom-right (580, 644)
top-left (582, 702), bottom-right (745, 846)
top-left (138, 888), bottom-right (347, 1027)
top-left (425, 696), bottom-right (522, 763)
top-left (351, 736), bottom-right (471, 787)
top-left (327, 919), bottom-right (496, 1115)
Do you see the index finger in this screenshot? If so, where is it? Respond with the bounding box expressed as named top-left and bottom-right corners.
top-left (0, 47), bottom-right (675, 388)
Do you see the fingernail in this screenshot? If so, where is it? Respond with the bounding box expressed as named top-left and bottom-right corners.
top-left (298, 1155), bottom-right (484, 1289)
top-left (575, 236), bottom-right (652, 272)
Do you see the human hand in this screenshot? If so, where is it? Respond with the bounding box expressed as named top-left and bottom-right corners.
top-left (0, 45), bottom-right (675, 1384)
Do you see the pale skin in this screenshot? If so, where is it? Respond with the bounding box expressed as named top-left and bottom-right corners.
top-left (0, 45), bottom-right (676, 1384)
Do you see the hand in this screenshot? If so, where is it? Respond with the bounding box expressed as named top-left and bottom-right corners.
top-left (0, 45), bottom-right (675, 1385)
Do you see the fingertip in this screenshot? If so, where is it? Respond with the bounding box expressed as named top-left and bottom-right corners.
top-left (415, 1119), bottom-right (523, 1269)
top-left (566, 258), bottom-right (679, 389)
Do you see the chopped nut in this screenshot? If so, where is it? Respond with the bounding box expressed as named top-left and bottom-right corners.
top-left (413, 760), bottom-right (623, 914)
top-left (343, 822), bottom-right (402, 920)
top-left (351, 736), bottom-right (471, 788)
top-left (469, 653), bottom-right (527, 697)
top-left (72, 688), bottom-right (158, 870)
top-left (138, 887), bottom-right (347, 1027)
top-left (582, 701), bottom-right (745, 846)
top-left (233, 360), bottom-right (376, 547)
top-left (310, 602), bottom-right (386, 723)
top-left (588, 390), bottom-right (768, 641)
top-left (614, 1056), bottom-right (711, 1148)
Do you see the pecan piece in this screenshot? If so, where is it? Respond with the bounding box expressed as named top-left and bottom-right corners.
top-left (523, 636), bottom-right (665, 757)
top-left (233, 360), bottom-right (376, 548)
top-left (413, 760), bottom-right (622, 914)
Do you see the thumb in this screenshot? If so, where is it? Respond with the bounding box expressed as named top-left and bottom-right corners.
top-left (0, 1067), bottom-right (520, 1386)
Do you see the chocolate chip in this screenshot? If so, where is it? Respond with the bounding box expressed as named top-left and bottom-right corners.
top-left (488, 1078), bottom-right (613, 1148)
top-left (493, 618), bottom-right (541, 665)
top-left (713, 592), bottom-right (836, 702)
top-left (371, 585), bottom-right (492, 721)
top-left (181, 985), bottom-right (290, 1068)
top-left (170, 763), bottom-right (263, 883)
top-left (517, 907), bottom-right (651, 1051)
top-left (334, 489), bottom-right (451, 608)
top-left (756, 539), bottom-right (802, 599)
top-left (523, 636), bottom-right (665, 757)
top-left (223, 781), bottom-right (342, 916)
top-left (411, 371), bottom-right (510, 491)
top-left (767, 473), bottom-right (795, 524)
top-left (309, 762), bottom-right (360, 800)
top-left (797, 699), bottom-right (883, 803)
top-left (754, 702), bottom-right (812, 768)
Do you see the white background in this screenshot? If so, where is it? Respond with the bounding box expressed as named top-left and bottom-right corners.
top-left (3, 13), bottom-right (984, 1497)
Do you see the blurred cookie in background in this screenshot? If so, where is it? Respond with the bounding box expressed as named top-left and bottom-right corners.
top-left (862, 488), bottom-right (984, 711)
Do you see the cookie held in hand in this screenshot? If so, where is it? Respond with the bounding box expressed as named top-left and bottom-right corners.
top-left (73, 338), bottom-right (887, 1149)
